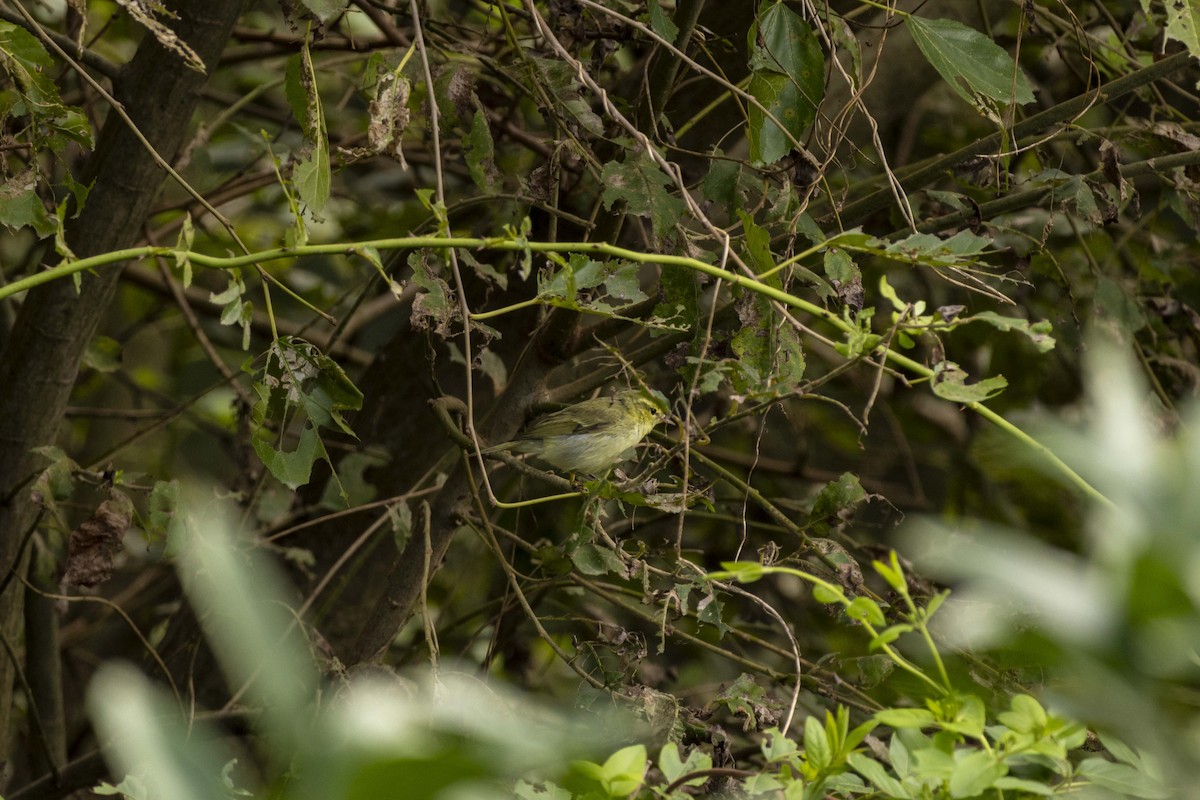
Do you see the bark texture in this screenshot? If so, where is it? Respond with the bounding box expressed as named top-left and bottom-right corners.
top-left (0, 0), bottom-right (246, 770)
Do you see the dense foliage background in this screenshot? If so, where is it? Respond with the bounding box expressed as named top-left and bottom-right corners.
top-left (0, 0), bottom-right (1198, 798)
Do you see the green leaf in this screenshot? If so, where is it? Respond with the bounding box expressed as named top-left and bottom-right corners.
top-left (931, 361), bottom-right (1007, 403)
top-left (293, 141), bottom-right (330, 215)
top-left (318, 449), bottom-right (386, 510)
top-left (696, 592), bottom-right (729, 636)
top-left (287, 44), bottom-right (330, 215)
top-left (0, 171), bottom-right (55, 237)
top-left (602, 262), bottom-right (648, 305)
top-left (869, 624), bottom-right (911, 650)
top-left (146, 480), bottom-right (180, 545)
top-left (747, 2), bottom-right (824, 164)
top-left (83, 335), bottom-right (122, 373)
top-left (703, 157), bottom-right (742, 211)
top-left (32, 446), bottom-right (78, 503)
top-left (409, 250), bottom-right (457, 335)
top-left (993, 777), bottom-right (1054, 795)
top-left (845, 597), bottom-right (886, 627)
top-left (873, 552), bottom-right (906, 592)
top-left (762, 728), bottom-right (799, 762)
top-left (970, 311), bottom-right (1056, 352)
top-left (296, 0), bottom-right (350, 23)
top-left (253, 426), bottom-right (323, 490)
top-left (731, 289), bottom-right (806, 394)
top-left (847, 753), bottom-right (910, 798)
top-left (812, 584), bottom-right (844, 604)
top-left (174, 214), bottom-right (194, 288)
top-left (948, 750), bottom-right (1006, 798)
top-left (658, 742), bottom-right (711, 786)
top-left (647, 1), bottom-right (679, 43)
top-left (530, 58), bottom-right (605, 136)
top-left (803, 715), bottom-right (832, 771)
top-left (996, 694), bottom-right (1047, 734)
top-left (571, 542), bottom-right (625, 577)
top-left (600, 744), bottom-right (647, 797)
top-left (1076, 758), bottom-right (1172, 799)
top-left (905, 16), bottom-right (1034, 116)
top-left (1156, 0), bottom-right (1200, 54)
top-left (938, 694), bottom-right (986, 738)
top-left (465, 109), bottom-right (500, 193)
top-left (600, 152), bottom-right (686, 242)
top-left (1094, 274), bottom-right (1147, 339)
top-left (810, 472), bottom-right (868, 524)
top-left (711, 561), bottom-right (765, 583)
top-left (873, 708), bottom-right (936, 729)
top-left (0, 21), bottom-right (93, 149)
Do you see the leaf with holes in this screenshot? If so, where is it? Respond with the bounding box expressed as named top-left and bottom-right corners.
top-left (600, 152), bottom-right (686, 242)
top-left (746, 2), bottom-right (824, 164)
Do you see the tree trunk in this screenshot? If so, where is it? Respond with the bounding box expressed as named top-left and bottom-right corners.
top-left (0, 0), bottom-right (245, 772)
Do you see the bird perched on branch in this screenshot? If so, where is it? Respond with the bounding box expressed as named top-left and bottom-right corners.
top-left (483, 390), bottom-right (667, 475)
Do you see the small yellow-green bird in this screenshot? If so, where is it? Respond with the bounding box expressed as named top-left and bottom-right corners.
top-left (484, 390), bottom-right (667, 475)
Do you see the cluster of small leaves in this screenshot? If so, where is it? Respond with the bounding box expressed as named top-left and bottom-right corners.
top-left (250, 336), bottom-right (363, 495)
top-left (0, 21), bottom-right (92, 239)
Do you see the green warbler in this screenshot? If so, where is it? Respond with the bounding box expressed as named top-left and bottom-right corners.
top-left (484, 390), bottom-right (666, 475)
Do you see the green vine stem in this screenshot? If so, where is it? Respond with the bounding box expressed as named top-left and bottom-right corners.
top-left (2, 234), bottom-right (1111, 507)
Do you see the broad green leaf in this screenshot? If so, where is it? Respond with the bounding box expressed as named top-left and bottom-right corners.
top-left (318, 448), bottom-right (386, 510)
top-left (600, 744), bottom-right (647, 796)
top-left (747, 2), bottom-right (824, 164)
top-left (938, 694), bottom-right (986, 738)
top-left (906, 16), bottom-right (1034, 115)
top-left (931, 361), bottom-right (1007, 403)
top-left (810, 472), bottom-right (867, 523)
top-left (971, 311), bottom-right (1056, 352)
top-left (253, 426), bottom-right (323, 490)
top-left (847, 753), bottom-right (910, 798)
top-left (812, 584), bottom-right (844, 604)
top-left (869, 624), bottom-right (911, 650)
top-left (658, 742), bottom-right (711, 786)
top-left (0, 21), bottom-right (94, 148)
top-left (762, 728), bottom-right (799, 762)
top-left (845, 597), bottom-right (885, 626)
top-left (530, 58), bottom-right (604, 136)
top-left (296, 0), bottom-right (350, 22)
top-left (948, 750), bottom-right (1006, 798)
top-left (647, 1), bottom-right (679, 42)
top-left (571, 542), bottom-right (625, 576)
top-left (731, 289), bottom-right (806, 394)
top-left (696, 592), bottom-right (729, 636)
top-left (602, 262), bottom-right (648, 304)
top-left (146, 480), bottom-right (180, 545)
top-left (600, 152), bottom-right (686, 241)
top-left (997, 694), bottom-right (1047, 734)
top-left (873, 708), bottom-right (936, 729)
top-left (711, 561), bottom-right (765, 583)
top-left (465, 109), bottom-right (500, 193)
top-left (1144, 0), bottom-right (1200, 54)
top-left (409, 250), bottom-right (457, 335)
top-left (0, 167), bottom-right (55, 237)
top-left (287, 44), bottom-right (330, 214)
top-left (803, 715), bottom-right (832, 770)
top-left (993, 777), bottom-right (1055, 795)
top-left (873, 552), bottom-right (906, 592)
top-left (293, 141), bottom-right (330, 214)
top-left (1076, 758), bottom-right (1172, 799)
